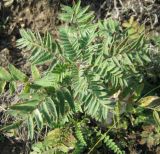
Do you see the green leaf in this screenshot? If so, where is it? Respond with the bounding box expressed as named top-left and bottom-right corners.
top-left (9, 81), bottom-right (16, 95)
top-left (8, 64), bottom-right (28, 82)
top-left (19, 93), bottom-right (44, 101)
top-left (34, 109), bottom-right (43, 130)
top-left (57, 90), bottom-right (65, 115)
top-left (60, 27), bottom-right (80, 61)
top-left (0, 81), bottom-right (6, 94)
top-left (17, 29), bottom-right (54, 65)
top-left (21, 83), bottom-right (30, 93)
top-left (0, 121), bottom-right (22, 132)
top-left (28, 114), bottom-right (34, 140)
top-left (74, 0), bottom-right (81, 15)
top-left (142, 54), bottom-right (151, 62)
top-left (34, 73), bottom-right (56, 87)
top-left (59, 0), bottom-right (94, 26)
top-left (0, 67), bottom-right (12, 81)
top-left (31, 65), bottom-right (41, 80)
top-left (41, 102), bottom-right (52, 124)
top-left (10, 100), bottom-right (40, 113)
top-left (31, 52), bottom-right (52, 65)
top-left (63, 89), bottom-right (75, 110)
top-left (46, 97), bottom-right (58, 119)
top-left (153, 110), bottom-right (160, 127)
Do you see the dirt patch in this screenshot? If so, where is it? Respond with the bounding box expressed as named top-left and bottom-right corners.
top-left (0, 133), bottom-right (28, 154)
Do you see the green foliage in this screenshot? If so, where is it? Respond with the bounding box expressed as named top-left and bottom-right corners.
top-left (0, 81), bottom-right (6, 93)
top-left (31, 65), bottom-right (41, 80)
top-left (153, 111), bottom-right (160, 126)
top-left (0, 0), bottom-right (149, 128)
top-left (31, 128), bottom-right (76, 154)
top-left (75, 123), bottom-right (86, 146)
top-left (96, 130), bottom-right (124, 154)
top-left (17, 30), bottom-right (56, 65)
top-left (8, 64), bottom-right (28, 82)
top-left (73, 122), bottom-right (86, 154)
top-left (0, 1), bottom-right (159, 153)
top-left (0, 67), bottom-right (12, 81)
top-left (59, 1), bottom-right (94, 29)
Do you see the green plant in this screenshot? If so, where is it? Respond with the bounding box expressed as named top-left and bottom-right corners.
top-left (73, 122), bottom-right (86, 154)
top-left (31, 128), bottom-right (76, 154)
top-left (95, 130), bottom-right (124, 154)
top-left (0, 1), bottom-right (154, 153)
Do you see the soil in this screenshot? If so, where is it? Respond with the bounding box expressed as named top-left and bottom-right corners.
top-left (0, 0), bottom-right (160, 153)
top-left (0, 134), bottom-right (26, 154)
